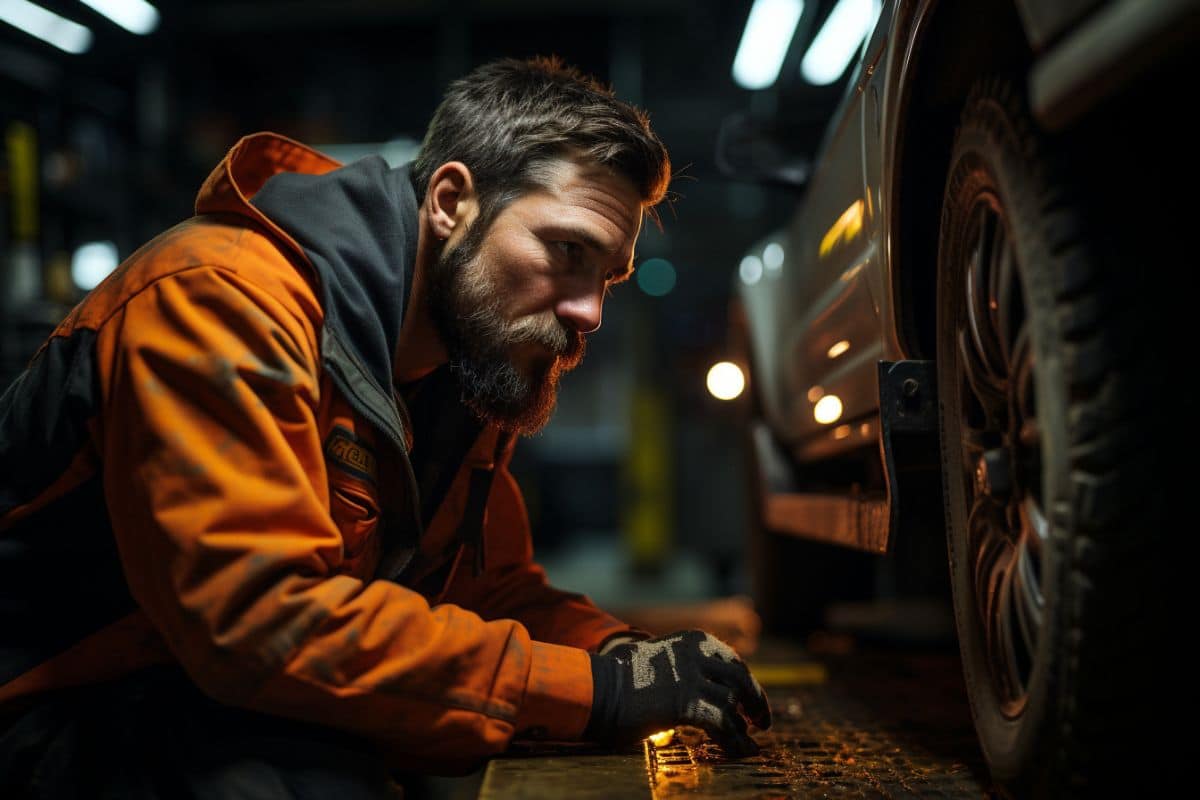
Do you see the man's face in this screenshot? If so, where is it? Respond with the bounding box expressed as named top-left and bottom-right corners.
top-left (428, 159), bottom-right (643, 435)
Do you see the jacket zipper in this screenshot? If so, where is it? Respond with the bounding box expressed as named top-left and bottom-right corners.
top-left (320, 328), bottom-right (424, 579)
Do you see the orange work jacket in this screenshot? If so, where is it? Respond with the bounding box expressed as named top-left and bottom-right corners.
top-left (0, 132), bottom-right (636, 773)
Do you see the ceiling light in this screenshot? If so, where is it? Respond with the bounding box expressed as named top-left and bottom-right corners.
top-left (0, 0), bottom-right (92, 53)
top-left (732, 0), bottom-right (805, 90)
top-left (800, 0), bottom-right (881, 86)
top-left (79, 0), bottom-right (159, 35)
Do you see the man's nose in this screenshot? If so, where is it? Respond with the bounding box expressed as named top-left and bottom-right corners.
top-left (555, 287), bottom-right (604, 335)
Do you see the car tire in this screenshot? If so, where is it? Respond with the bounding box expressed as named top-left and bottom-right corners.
top-left (936, 78), bottom-right (1168, 796)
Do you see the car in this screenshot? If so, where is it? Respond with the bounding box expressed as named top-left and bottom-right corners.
top-left (722, 0), bottom-right (1194, 794)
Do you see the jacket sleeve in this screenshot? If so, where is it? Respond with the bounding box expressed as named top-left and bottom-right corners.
top-left (446, 459), bottom-right (647, 653)
top-left (94, 265), bottom-right (591, 772)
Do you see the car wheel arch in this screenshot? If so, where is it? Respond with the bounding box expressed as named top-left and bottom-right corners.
top-left (886, 0), bottom-right (1033, 362)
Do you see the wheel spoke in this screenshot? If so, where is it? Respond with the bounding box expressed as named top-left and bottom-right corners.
top-left (990, 221), bottom-right (1018, 364)
top-left (1020, 496), bottom-right (1050, 554)
top-left (968, 497), bottom-right (1008, 630)
top-left (967, 488), bottom-right (1033, 704)
top-left (1012, 537), bottom-right (1043, 660)
top-left (958, 329), bottom-right (1006, 428)
top-left (994, 500), bottom-right (1046, 702)
top-left (985, 540), bottom-right (1021, 697)
top-left (965, 205), bottom-right (1009, 385)
top-left (993, 568), bottom-right (1025, 700)
top-left (1008, 324), bottom-right (1042, 503)
top-left (1010, 322), bottom-right (1036, 421)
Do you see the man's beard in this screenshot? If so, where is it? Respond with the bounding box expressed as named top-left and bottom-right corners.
top-left (427, 220), bottom-right (586, 435)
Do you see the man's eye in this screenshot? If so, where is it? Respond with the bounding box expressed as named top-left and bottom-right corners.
top-left (555, 241), bottom-right (581, 259)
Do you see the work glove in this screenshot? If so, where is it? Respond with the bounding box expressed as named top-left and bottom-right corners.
top-left (583, 630), bottom-right (772, 756)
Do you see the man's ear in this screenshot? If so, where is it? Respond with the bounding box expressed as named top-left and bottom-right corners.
top-left (426, 161), bottom-right (478, 241)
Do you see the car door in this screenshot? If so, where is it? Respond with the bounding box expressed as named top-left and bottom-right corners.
top-left (776, 2), bottom-right (889, 459)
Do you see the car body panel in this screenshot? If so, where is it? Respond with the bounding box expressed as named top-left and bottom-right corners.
top-left (740, 0), bottom-right (914, 462)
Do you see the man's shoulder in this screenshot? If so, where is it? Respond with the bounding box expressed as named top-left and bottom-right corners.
top-left (127, 213), bottom-right (313, 293)
top-left (65, 214), bottom-right (322, 335)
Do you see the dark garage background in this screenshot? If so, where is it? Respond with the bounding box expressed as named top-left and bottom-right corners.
top-left (1, 0), bottom-right (854, 613)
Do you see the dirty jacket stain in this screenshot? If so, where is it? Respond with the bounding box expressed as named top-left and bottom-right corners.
top-left (0, 132), bottom-right (635, 773)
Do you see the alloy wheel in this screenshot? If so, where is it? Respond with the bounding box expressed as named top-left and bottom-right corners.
top-left (953, 193), bottom-right (1047, 717)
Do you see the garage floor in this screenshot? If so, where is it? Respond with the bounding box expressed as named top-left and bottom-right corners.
top-left (477, 641), bottom-right (996, 799)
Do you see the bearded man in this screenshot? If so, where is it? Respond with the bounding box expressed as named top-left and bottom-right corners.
top-left (0, 57), bottom-right (770, 797)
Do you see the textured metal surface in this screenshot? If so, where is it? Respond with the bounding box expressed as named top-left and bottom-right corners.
top-left (648, 649), bottom-right (990, 799)
top-left (763, 492), bottom-right (889, 554)
top-left (481, 646), bottom-right (994, 799)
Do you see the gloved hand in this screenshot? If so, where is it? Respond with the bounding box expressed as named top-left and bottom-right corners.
top-left (583, 630), bottom-right (772, 756)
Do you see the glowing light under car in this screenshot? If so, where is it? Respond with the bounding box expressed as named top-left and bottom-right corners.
top-left (814, 394), bottom-right (843, 424)
top-left (707, 362), bottom-right (746, 401)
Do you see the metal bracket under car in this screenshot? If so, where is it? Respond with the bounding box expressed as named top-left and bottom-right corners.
top-left (754, 361), bottom-right (944, 556)
top-left (877, 360), bottom-right (945, 555)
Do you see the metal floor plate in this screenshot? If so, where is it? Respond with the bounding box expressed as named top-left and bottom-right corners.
top-left (481, 646), bottom-right (996, 799)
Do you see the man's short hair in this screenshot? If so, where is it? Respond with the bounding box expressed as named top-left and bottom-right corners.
top-left (412, 56), bottom-right (671, 229)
